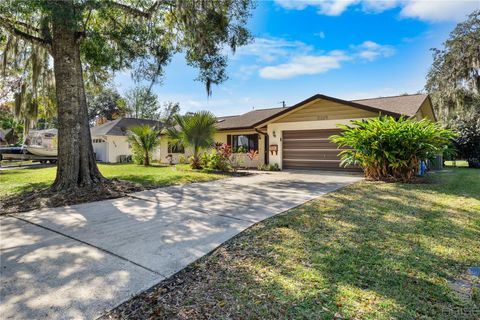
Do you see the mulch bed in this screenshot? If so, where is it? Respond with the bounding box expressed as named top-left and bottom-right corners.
top-left (0, 179), bottom-right (145, 214)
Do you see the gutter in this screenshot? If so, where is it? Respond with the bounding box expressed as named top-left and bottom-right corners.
top-left (255, 128), bottom-right (268, 137)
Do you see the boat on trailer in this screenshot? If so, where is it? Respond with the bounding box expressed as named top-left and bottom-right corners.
top-left (25, 129), bottom-right (58, 157)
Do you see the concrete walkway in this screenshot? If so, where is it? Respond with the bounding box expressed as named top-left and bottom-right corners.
top-left (0, 170), bottom-right (362, 319)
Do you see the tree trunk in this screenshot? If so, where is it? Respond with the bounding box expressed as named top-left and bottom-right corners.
top-left (50, 19), bottom-right (106, 191)
top-left (144, 150), bottom-right (150, 166)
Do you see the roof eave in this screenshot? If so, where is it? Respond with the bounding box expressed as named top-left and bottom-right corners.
top-left (216, 126), bottom-right (258, 131)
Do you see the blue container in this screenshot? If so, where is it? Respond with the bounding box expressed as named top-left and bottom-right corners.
top-left (418, 160), bottom-right (427, 176)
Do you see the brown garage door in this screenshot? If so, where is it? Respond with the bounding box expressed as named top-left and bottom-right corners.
top-left (282, 129), bottom-right (357, 170)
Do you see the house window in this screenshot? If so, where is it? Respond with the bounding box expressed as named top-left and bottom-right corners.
top-left (168, 142), bottom-right (185, 153)
top-left (231, 134), bottom-right (258, 152)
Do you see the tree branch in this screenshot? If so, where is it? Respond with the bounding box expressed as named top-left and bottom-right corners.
top-left (1, 16), bottom-right (41, 34)
top-left (107, 0), bottom-right (167, 18)
top-left (0, 17), bottom-right (51, 50)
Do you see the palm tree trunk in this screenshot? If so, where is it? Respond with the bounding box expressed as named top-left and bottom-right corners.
top-left (144, 150), bottom-right (150, 166)
top-left (192, 145), bottom-right (200, 169)
top-left (50, 11), bottom-right (106, 191)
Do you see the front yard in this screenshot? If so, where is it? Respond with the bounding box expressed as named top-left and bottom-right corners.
top-left (0, 163), bottom-right (225, 213)
top-left (106, 168), bottom-right (480, 320)
top-left (0, 163), bottom-right (223, 196)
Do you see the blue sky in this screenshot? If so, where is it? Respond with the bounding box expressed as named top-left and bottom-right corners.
top-left (114, 0), bottom-right (479, 116)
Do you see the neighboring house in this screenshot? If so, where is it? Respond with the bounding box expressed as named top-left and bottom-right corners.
top-left (90, 118), bottom-right (163, 163)
top-left (159, 93), bottom-right (436, 171)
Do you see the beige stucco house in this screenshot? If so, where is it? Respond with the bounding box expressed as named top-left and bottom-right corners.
top-left (93, 93), bottom-right (436, 170)
top-left (159, 93), bottom-right (436, 171)
top-left (90, 118), bottom-right (162, 163)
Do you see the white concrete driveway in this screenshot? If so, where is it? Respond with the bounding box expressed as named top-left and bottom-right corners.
top-left (0, 170), bottom-right (362, 319)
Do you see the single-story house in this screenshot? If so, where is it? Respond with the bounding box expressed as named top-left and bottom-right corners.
top-left (90, 118), bottom-right (163, 163)
top-left (93, 93), bottom-right (436, 169)
top-left (159, 93), bottom-right (436, 171)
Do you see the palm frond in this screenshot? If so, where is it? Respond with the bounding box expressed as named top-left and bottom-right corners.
top-left (165, 110), bottom-right (217, 157)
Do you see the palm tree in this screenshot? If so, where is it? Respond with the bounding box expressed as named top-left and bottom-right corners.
top-left (127, 125), bottom-right (161, 166)
top-left (166, 111), bottom-right (217, 169)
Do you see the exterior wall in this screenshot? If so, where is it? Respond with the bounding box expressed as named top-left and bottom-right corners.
top-left (214, 130), bottom-right (265, 168)
top-left (264, 98), bottom-right (379, 169)
top-left (92, 135), bottom-right (108, 162)
top-left (267, 118), bottom-right (376, 169)
top-left (152, 145), bottom-right (161, 161)
top-left (106, 136), bottom-right (130, 163)
top-left (272, 99), bottom-right (377, 123)
top-left (95, 135), bottom-right (160, 163)
top-left (158, 130), bottom-right (265, 168)
top-left (159, 137), bottom-right (193, 164)
top-left (415, 99), bottom-right (436, 121)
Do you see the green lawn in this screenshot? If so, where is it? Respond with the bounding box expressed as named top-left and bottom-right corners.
top-left (107, 168), bottom-right (480, 320)
top-left (0, 163), bottom-right (224, 196)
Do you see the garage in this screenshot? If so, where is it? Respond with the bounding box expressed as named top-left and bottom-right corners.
top-left (92, 138), bottom-right (107, 162)
top-left (282, 129), bottom-right (356, 170)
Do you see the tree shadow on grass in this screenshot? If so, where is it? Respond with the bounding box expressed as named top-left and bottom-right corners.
top-left (222, 183), bottom-right (479, 319)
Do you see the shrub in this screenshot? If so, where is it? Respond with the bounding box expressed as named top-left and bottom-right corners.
top-left (233, 145), bottom-right (247, 153)
top-left (200, 144), bottom-right (232, 172)
top-left (131, 145), bottom-right (148, 165)
top-left (127, 125), bottom-right (161, 166)
top-left (166, 111), bottom-right (217, 169)
top-left (330, 117), bottom-right (456, 182)
top-left (178, 154), bottom-right (188, 164)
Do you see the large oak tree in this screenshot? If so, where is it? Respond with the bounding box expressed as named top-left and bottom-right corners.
top-left (0, 0), bottom-right (252, 191)
top-left (425, 10), bottom-right (479, 125)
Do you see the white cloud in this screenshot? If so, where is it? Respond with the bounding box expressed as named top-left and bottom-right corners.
top-left (235, 64), bottom-right (261, 80)
top-left (256, 39), bottom-right (395, 80)
top-left (360, 0), bottom-right (399, 13)
top-left (400, 0), bottom-right (479, 22)
top-left (232, 37), bottom-right (311, 63)
top-left (353, 41), bottom-right (395, 61)
top-left (231, 37), bottom-right (313, 80)
top-left (274, 0), bottom-right (358, 16)
top-left (314, 31), bottom-right (326, 38)
top-left (274, 0), bottom-right (479, 22)
top-left (273, 0), bottom-right (321, 10)
top-left (259, 51), bottom-right (350, 79)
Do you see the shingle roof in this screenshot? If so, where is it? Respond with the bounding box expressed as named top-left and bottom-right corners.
top-left (351, 93), bottom-right (428, 117)
top-left (216, 107), bottom-right (285, 130)
top-left (90, 118), bottom-right (163, 136)
top-left (216, 93), bottom-right (431, 130)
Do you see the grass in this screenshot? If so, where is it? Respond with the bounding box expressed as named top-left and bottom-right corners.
top-left (0, 160), bottom-right (37, 167)
top-left (108, 168), bottom-right (480, 320)
top-left (0, 163), bottom-right (224, 196)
